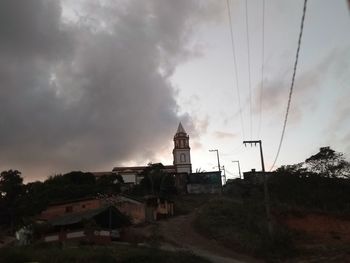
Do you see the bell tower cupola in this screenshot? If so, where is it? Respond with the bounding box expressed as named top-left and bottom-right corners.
top-left (173, 122), bottom-right (192, 174)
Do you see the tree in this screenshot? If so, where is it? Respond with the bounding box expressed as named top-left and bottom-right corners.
top-left (139, 163), bottom-right (176, 197)
top-left (21, 181), bottom-right (48, 218)
top-left (44, 171), bottom-right (98, 201)
top-left (0, 170), bottom-right (24, 229)
top-left (0, 170), bottom-right (23, 199)
top-left (271, 147), bottom-right (350, 212)
top-left (96, 173), bottom-right (123, 195)
top-left (305, 147), bottom-right (350, 178)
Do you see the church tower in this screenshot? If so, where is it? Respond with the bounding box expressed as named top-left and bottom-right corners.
top-left (173, 122), bottom-right (192, 174)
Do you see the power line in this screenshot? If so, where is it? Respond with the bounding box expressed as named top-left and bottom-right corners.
top-left (226, 0), bottom-right (245, 139)
top-left (258, 0), bottom-right (265, 137)
top-left (245, 0), bottom-right (253, 139)
top-left (270, 0), bottom-right (308, 171)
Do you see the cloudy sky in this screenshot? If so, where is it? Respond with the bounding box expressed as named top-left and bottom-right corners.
top-left (0, 0), bottom-right (349, 181)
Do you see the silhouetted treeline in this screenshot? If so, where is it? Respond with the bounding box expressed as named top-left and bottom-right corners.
top-left (225, 147), bottom-right (350, 213)
top-left (269, 170), bottom-right (350, 212)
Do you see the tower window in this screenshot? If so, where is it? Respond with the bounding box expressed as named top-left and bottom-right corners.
top-left (180, 153), bottom-right (186, 162)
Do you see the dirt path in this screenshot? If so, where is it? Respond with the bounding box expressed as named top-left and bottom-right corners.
top-left (157, 212), bottom-right (261, 263)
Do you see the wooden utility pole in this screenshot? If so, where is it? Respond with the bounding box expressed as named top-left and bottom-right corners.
top-left (243, 140), bottom-right (273, 237)
top-left (209, 149), bottom-right (221, 173)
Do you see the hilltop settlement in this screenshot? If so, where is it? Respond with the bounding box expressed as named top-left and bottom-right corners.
top-left (1, 123), bottom-right (350, 262)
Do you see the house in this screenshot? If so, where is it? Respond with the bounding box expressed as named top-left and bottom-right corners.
top-left (186, 171), bottom-right (222, 194)
top-left (111, 195), bottom-right (148, 224)
top-left (111, 165), bottom-right (176, 185)
top-left (42, 205), bottom-right (129, 244)
top-left (39, 194), bottom-right (174, 228)
top-left (100, 194), bottom-right (174, 224)
top-left (243, 169), bottom-right (272, 184)
top-left (39, 197), bottom-right (103, 221)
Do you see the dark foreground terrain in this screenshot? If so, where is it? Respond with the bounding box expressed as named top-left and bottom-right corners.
top-left (0, 243), bottom-right (210, 263)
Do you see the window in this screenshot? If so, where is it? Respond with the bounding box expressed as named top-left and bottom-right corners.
top-left (180, 153), bottom-right (186, 162)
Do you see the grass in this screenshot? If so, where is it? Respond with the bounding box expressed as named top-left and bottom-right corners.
top-left (0, 243), bottom-right (210, 263)
top-left (173, 194), bottom-right (217, 215)
top-left (194, 197), bottom-right (295, 260)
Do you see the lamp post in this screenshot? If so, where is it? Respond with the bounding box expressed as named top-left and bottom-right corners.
top-left (232, 160), bottom-right (242, 179)
top-left (209, 149), bottom-right (221, 172)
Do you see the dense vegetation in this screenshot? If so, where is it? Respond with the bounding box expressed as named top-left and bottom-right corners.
top-left (196, 147), bottom-right (350, 260)
top-left (0, 170), bottom-right (123, 228)
top-left (225, 147), bottom-right (350, 213)
top-left (270, 170), bottom-right (350, 213)
top-left (0, 163), bottom-right (177, 230)
top-left (195, 197), bottom-right (294, 259)
top-left (126, 163), bottom-right (177, 198)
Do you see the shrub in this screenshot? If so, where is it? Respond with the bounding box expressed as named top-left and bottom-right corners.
top-left (194, 197), bottom-right (295, 259)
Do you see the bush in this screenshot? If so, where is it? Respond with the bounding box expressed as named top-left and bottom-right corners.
top-left (269, 173), bottom-right (350, 213)
top-left (194, 197), bottom-right (295, 259)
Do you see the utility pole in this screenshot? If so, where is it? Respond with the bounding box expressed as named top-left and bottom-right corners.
top-left (243, 140), bottom-right (273, 237)
top-left (209, 149), bottom-right (221, 173)
top-left (221, 165), bottom-right (226, 185)
top-left (232, 160), bottom-right (242, 179)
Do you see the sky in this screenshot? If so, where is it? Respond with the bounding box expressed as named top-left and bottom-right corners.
top-left (0, 0), bottom-right (349, 182)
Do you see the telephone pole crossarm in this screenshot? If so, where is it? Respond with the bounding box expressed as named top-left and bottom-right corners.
top-left (242, 140), bottom-right (265, 172)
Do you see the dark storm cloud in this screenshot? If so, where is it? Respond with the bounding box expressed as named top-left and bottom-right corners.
top-left (0, 0), bottom-right (72, 59)
top-left (0, 0), bottom-right (219, 180)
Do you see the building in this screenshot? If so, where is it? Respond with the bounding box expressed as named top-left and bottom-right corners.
top-left (39, 195), bottom-right (174, 227)
top-left (187, 171), bottom-right (222, 194)
top-left (42, 206), bottom-right (128, 244)
top-left (100, 122), bottom-right (192, 186)
top-left (172, 122), bottom-right (192, 174)
top-left (104, 195), bottom-right (174, 224)
top-left (38, 198), bottom-right (129, 244)
top-left (39, 197), bottom-right (103, 221)
top-left (93, 122), bottom-right (222, 194)
top-left (243, 169), bottom-right (272, 184)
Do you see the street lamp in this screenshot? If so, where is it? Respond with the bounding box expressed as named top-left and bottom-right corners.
top-left (232, 160), bottom-right (242, 179)
top-left (209, 149), bottom-right (221, 172)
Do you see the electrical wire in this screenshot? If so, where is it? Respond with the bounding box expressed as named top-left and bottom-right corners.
top-left (258, 0), bottom-right (265, 137)
top-left (226, 0), bottom-right (245, 140)
top-left (269, 0), bottom-right (308, 171)
top-left (245, 0), bottom-right (253, 139)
